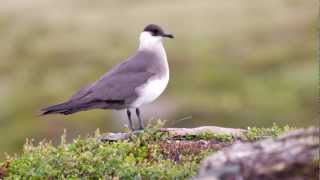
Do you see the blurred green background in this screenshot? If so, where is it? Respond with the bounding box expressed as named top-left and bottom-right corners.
top-left (0, 0), bottom-right (317, 158)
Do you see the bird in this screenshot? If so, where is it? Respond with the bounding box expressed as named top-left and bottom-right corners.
top-left (41, 24), bottom-right (174, 131)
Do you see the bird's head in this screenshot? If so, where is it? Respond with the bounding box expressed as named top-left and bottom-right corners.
top-left (139, 24), bottom-right (174, 50)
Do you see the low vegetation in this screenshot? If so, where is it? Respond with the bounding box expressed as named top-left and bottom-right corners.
top-left (244, 123), bottom-right (293, 141)
top-left (0, 122), bottom-right (292, 179)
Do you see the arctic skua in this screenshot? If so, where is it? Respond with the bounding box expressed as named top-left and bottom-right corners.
top-left (41, 24), bottom-right (174, 131)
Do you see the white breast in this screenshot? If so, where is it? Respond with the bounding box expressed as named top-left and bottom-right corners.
top-left (131, 73), bottom-right (169, 108)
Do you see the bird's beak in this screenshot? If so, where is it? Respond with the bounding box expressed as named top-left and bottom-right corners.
top-left (162, 33), bottom-right (174, 39)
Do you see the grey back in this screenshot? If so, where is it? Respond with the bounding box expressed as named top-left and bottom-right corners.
top-left (67, 50), bottom-right (166, 109)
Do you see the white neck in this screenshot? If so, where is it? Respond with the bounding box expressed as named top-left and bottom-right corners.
top-left (138, 31), bottom-right (167, 65)
top-left (138, 31), bottom-right (164, 51)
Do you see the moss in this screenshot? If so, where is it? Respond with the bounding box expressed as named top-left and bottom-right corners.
top-left (200, 132), bottom-right (235, 142)
top-left (1, 122), bottom-right (211, 179)
top-left (1, 122), bottom-right (293, 179)
top-left (181, 132), bottom-right (234, 142)
top-left (244, 123), bottom-right (293, 141)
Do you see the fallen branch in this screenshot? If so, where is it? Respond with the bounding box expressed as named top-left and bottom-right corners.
top-left (160, 126), bottom-right (246, 138)
top-left (98, 126), bottom-right (246, 142)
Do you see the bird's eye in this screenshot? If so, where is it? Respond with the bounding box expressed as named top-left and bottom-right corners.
top-left (152, 29), bottom-right (159, 36)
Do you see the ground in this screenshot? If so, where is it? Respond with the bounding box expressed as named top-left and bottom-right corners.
top-left (0, 122), bottom-right (299, 179)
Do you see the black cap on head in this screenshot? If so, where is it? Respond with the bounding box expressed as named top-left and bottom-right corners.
top-left (143, 24), bottom-right (174, 38)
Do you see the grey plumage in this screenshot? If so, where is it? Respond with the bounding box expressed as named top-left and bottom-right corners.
top-left (41, 50), bottom-right (166, 115)
top-left (41, 24), bottom-right (174, 131)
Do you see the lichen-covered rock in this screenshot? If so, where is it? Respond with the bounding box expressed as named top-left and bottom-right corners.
top-left (197, 127), bottom-right (319, 180)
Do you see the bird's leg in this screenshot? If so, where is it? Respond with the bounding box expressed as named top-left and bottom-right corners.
top-left (136, 108), bottom-right (144, 130)
top-left (126, 109), bottom-right (134, 131)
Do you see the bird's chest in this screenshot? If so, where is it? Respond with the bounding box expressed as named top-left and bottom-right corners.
top-left (132, 73), bottom-right (169, 107)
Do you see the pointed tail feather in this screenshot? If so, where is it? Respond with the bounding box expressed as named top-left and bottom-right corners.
top-left (41, 99), bottom-right (125, 116)
top-left (41, 100), bottom-right (102, 115)
top-left (41, 102), bottom-right (72, 115)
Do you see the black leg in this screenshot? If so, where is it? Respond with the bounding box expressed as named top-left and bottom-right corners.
top-left (126, 109), bottom-right (134, 131)
top-left (136, 108), bottom-right (144, 130)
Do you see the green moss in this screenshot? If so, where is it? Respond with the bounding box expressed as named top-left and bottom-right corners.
top-left (1, 122), bottom-right (294, 179)
top-left (244, 123), bottom-right (293, 141)
top-left (2, 122), bottom-right (210, 179)
top-left (185, 132), bottom-right (235, 142)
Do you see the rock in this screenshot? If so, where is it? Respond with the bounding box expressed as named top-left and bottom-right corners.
top-left (197, 127), bottom-right (319, 180)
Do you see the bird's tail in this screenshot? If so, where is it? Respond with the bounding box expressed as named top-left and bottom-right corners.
top-left (41, 99), bottom-right (124, 116)
top-left (41, 100), bottom-right (106, 115)
top-left (41, 102), bottom-right (74, 115)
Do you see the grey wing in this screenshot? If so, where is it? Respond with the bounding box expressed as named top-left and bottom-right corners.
top-left (86, 71), bottom-right (153, 104)
top-left (68, 52), bottom-right (155, 106)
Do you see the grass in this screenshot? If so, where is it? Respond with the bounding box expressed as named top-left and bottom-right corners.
top-left (0, 122), bottom-right (293, 179)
